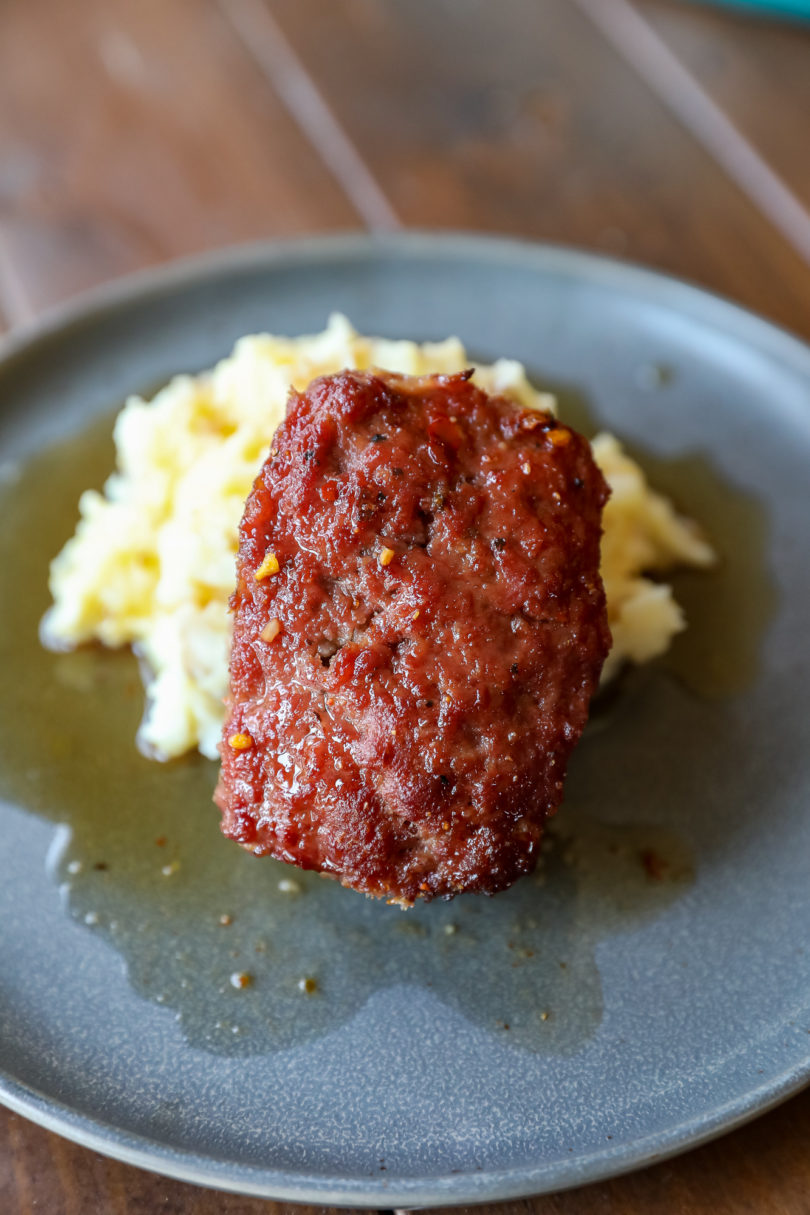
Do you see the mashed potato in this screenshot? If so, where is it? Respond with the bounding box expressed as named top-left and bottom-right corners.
top-left (43, 314), bottom-right (714, 761)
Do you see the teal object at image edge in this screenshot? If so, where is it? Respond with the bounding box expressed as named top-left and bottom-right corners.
top-left (691, 0), bottom-right (810, 18)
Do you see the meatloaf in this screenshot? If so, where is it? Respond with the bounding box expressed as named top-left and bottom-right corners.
top-left (215, 368), bottom-right (610, 903)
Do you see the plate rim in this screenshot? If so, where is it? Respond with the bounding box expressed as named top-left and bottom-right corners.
top-left (2, 1055), bottom-right (808, 1207)
top-left (2, 229), bottom-right (810, 1205)
top-left (2, 228), bottom-right (810, 381)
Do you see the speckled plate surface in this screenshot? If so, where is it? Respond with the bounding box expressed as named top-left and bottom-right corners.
top-left (1, 233), bottom-right (810, 1206)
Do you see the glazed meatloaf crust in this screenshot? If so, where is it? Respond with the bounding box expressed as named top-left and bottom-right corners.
top-left (215, 369), bottom-right (610, 903)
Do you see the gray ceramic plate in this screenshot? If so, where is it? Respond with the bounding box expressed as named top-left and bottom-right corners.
top-left (1, 233), bottom-right (810, 1206)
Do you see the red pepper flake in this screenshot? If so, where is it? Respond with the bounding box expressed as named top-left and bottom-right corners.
top-left (320, 481), bottom-right (338, 503)
top-left (254, 550), bottom-right (280, 580)
top-left (261, 618), bottom-right (282, 643)
top-left (229, 732), bottom-right (253, 751)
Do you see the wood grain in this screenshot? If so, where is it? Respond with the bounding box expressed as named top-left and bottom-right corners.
top-left (636, 0), bottom-right (810, 210)
top-left (0, 1106), bottom-right (354, 1215)
top-left (257, 0), bottom-right (810, 338)
top-left (578, 0), bottom-right (810, 268)
top-left (407, 1082), bottom-right (810, 1215)
top-left (2, 0), bottom-right (810, 1211)
top-left (0, 0), bottom-right (359, 320)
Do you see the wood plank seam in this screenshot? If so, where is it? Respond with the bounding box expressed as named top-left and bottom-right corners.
top-left (218, 0), bottom-right (402, 231)
top-left (572, 0), bottom-right (810, 268)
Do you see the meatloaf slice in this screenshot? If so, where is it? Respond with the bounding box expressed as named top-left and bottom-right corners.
top-left (215, 369), bottom-right (610, 903)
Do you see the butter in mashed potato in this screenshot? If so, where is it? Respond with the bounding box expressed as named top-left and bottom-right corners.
top-left (42, 313), bottom-right (714, 761)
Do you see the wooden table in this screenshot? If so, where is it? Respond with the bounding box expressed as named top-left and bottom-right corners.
top-left (2, 1), bottom-right (809, 1211)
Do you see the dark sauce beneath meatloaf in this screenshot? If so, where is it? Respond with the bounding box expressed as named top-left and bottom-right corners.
top-left (215, 369), bottom-right (610, 904)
